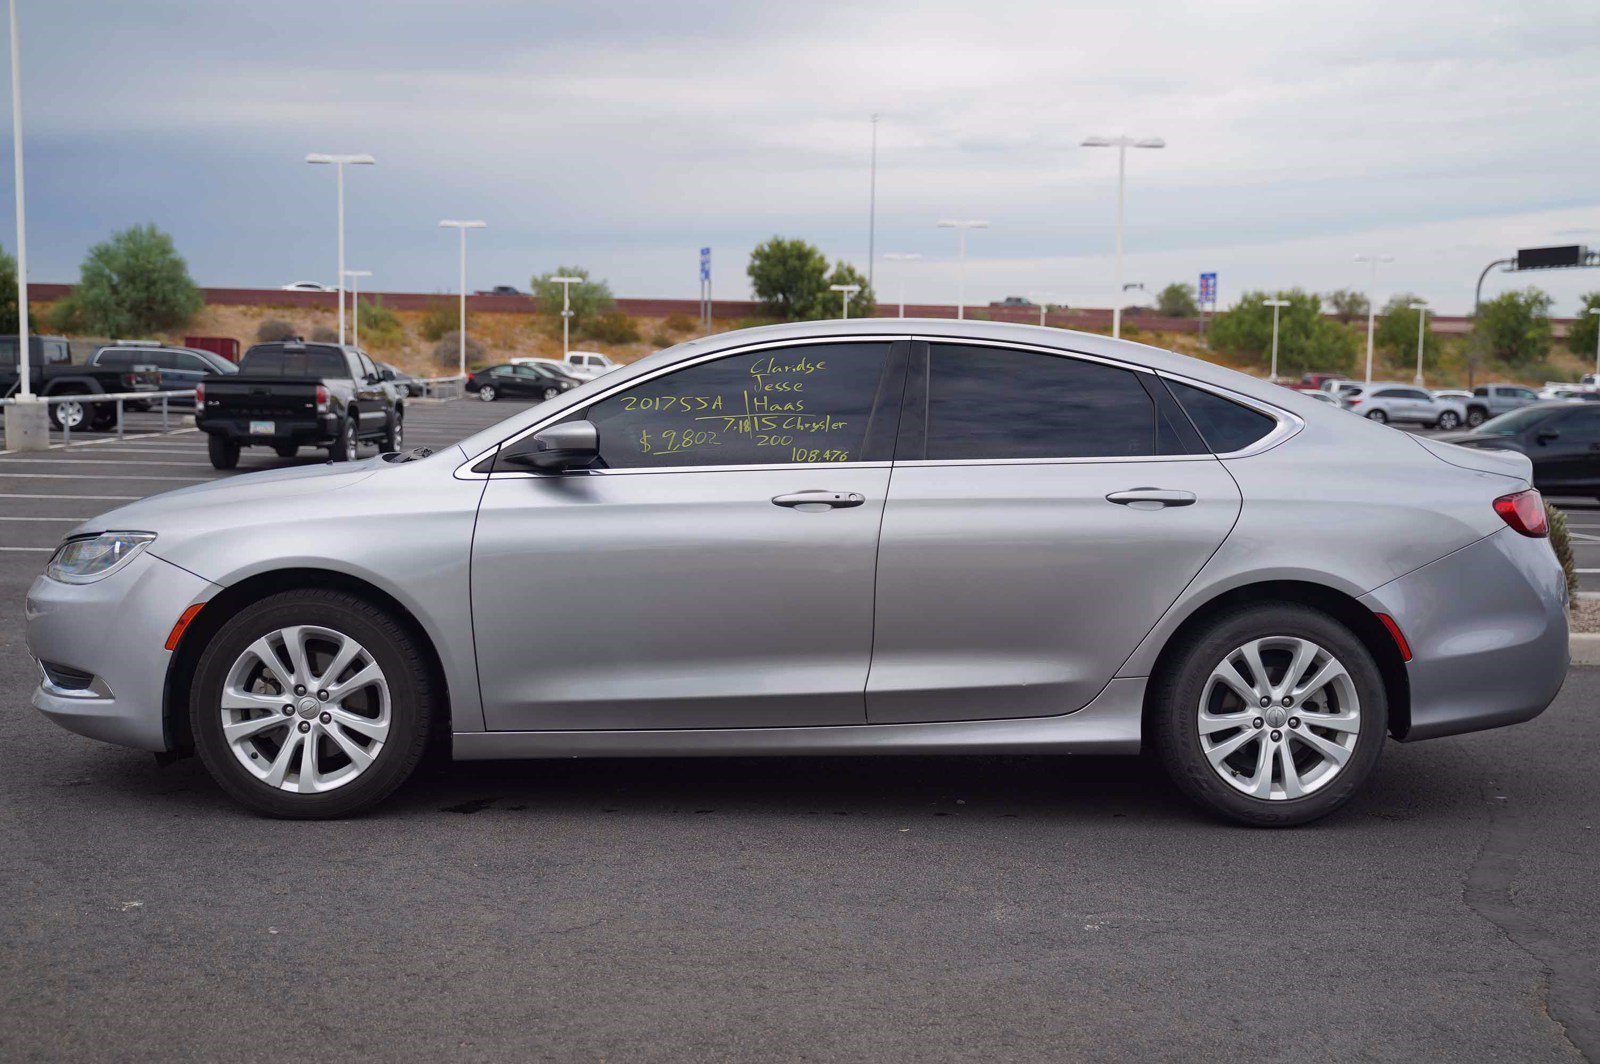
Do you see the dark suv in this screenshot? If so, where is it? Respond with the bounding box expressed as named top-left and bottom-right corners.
top-left (86, 342), bottom-right (238, 406)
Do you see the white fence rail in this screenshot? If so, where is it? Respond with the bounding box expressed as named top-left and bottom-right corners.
top-left (0, 389), bottom-right (197, 444)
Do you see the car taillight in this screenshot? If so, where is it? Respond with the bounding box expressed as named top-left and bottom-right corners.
top-left (1347, 397), bottom-right (1363, 406)
top-left (122, 372), bottom-right (138, 389)
top-left (315, 385), bottom-right (329, 412)
top-left (1493, 489), bottom-right (1548, 537)
top-left (194, 382), bottom-right (205, 404)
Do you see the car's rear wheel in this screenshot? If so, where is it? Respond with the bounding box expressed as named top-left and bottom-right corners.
top-left (382, 409), bottom-right (404, 452)
top-left (328, 417), bottom-right (357, 462)
top-left (1437, 410), bottom-right (1461, 430)
top-left (189, 589), bottom-right (434, 818)
top-left (49, 392), bottom-right (88, 430)
top-left (477, 384), bottom-right (497, 402)
top-left (1149, 603), bottom-right (1386, 827)
top-left (273, 443), bottom-right (298, 459)
top-left (208, 434), bottom-right (240, 470)
top-left (1365, 409), bottom-right (1388, 424)
top-left (542, 387), bottom-right (559, 401)
top-left (1467, 408), bottom-right (1488, 427)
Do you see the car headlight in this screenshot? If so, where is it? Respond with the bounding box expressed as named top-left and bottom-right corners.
top-left (45, 532), bottom-right (156, 584)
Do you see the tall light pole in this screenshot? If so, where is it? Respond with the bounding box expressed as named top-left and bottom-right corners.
top-left (1263, 298), bottom-right (1289, 381)
top-left (1354, 254), bottom-right (1393, 385)
top-left (1082, 135), bottom-right (1164, 339)
top-left (550, 276), bottom-right (583, 359)
top-left (936, 219), bottom-right (987, 319)
top-left (1589, 307), bottom-right (1600, 379)
top-left (831, 283), bottom-right (861, 320)
top-left (867, 113), bottom-right (878, 289)
top-left (343, 269), bottom-right (371, 349)
top-left (882, 252), bottom-right (921, 317)
top-left (8, 0), bottom-right (28, 400)
top-left (1409, 300), bottom-right (1429, 386)
top-left (306, 152), bottom-right (375, 345)
top-left (438, 220), bottom-right (486, 379)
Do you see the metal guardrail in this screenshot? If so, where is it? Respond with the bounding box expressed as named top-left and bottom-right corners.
top-left (409, 375), bottom-right (465, 401)
top-left (0, 389), bottom-right (197, 444)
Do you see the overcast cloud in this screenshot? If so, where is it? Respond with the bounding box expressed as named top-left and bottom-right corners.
top-left (4, 0), bottom-right (1599, 313)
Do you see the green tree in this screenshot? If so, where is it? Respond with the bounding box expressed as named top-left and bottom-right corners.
top-left (55, 224), bottom-right (202, 336)
top-left (1475, 287), bottom-right (1552, 368)
top-left (0, 244), bottom-right (16, 333)
top-left (1566, 292), bottom-right (1600, 363)
top-left (800, 261), bottom-right (875, 320)
top-left (1155, 282), bottom-right (1199, 318)
top-left (531, 266), bottom-right (614, 330)
top-left (1325, 288), bottom-right (1369, 325)
top-left (1208, 289), bottom-right (1358, 377)
top-left (747, 237), bottom-right (830, 320)
top-left (1374, 293), bottom-right (1438, 369)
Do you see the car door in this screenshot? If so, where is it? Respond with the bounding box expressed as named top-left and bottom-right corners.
top-left (471, 338), bottom-right (907, 731)
top-left (350, 351), bottom-right (387, 431)
top-left (867, 341), bottom-right (1245, 723)
top-left (1531, 407), bottom-right (1600, 492)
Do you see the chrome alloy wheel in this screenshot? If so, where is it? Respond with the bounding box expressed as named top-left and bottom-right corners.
top-left (219, 625), bottom-right (391, 793)
top-left (1198, 636), bottom-right (1361, 800)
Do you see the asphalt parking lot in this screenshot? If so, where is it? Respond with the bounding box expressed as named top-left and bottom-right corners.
top-left (2, 402), bottom-right (1597, 1061)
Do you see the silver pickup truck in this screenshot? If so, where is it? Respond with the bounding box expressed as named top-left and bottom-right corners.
top-left (1464, 384), bottom-right (1539, 427)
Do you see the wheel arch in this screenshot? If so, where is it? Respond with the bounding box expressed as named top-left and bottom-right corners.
top-left (1142, 579), bottom-right (1411, 739)
top-left (163, 566), bottom-right (453, 755)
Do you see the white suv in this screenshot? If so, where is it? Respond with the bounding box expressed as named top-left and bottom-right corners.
top-left (1343, 383), bottom-right (1465, 429)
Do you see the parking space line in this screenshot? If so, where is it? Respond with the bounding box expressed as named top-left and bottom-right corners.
top-left (0, 546), bottom-right (53, 552)
top-left (0, 458), bottom-right (214, 467)
top-left (0, 473), bottom-right (211, 482)
top-left (0, 516), bottom-right (87, 521)
top-left (0, 492), bottom-right (140, 501)
top-left (0, 428), bottom-right (200, 457)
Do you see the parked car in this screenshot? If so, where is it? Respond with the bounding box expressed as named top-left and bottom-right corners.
top-left (86, 341), bottom-right (238, 406)
top-left (280, 281), bottom-right (333, 292)
top-left (27, 320), bottom-right (1568, 825)
top-left (1341, 383), bottom-right (1464, 429)
top-left (1464, 384), bottom-right (1539, 427)
top-left (466, 362), bottom-right (580, 402)
top-left (476, 285), bottom-right (524, 297)
top-left (0, 334), bottom-right (161, 429)
top-left (1432, 389), bottom-right (1473, 403)
top-left (561, 350), bottom-right (619, 381)
top-left (1294, 372), bottom-right (1348, 392)
top-left (376, 362), bottom-right (425, 398)
top-left (195, 340), bottom-right (403, 469)
top-left (1537, 385), bottom-right (1581, 401)
top-left (1306, 391), bottom-right (1343, 407)
top-left (1439, 401), bottom-right (1600, 498)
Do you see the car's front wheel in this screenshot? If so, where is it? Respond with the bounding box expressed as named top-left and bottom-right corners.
top-left (1437, 410), bottom-right (1461, 430)
top-left (189, 589), bottom-right (435, 818)
top-left (542, 387), bottom-right (559, 401)
top-left (1149, 603), bottom-right (1386, 827)
top-left (477, 384), bottom-right (497, 402)
top-left (382, 409), bottom-right (404, 452)
top-left (1467, 408), bottom-right (1488, 428)
top-left (328, 417), bottom-right (357, 462)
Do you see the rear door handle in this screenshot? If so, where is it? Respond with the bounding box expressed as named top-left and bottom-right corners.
top-left (772, 490), bottom-right (866, 511)
top-left (1106, 488), bottom-right (1197, 508)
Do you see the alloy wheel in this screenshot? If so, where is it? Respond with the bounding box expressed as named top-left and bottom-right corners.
top-left (478, 386), bottom-right (496, 402)
top-left (1197, 636), bottom-right (1361, 800)
top-left (219, 625), bottom-right (391, 793)
top-left (55, 399), bottom-right (85, 428)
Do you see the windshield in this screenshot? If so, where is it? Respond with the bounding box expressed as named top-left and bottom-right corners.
top-left (1477, 405), bottom-right (1563, 436)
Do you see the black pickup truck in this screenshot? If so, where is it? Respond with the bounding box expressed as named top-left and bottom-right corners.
top-left (195, 340), bottom-right (404, 469)
top-left (1, 334), bottom-right (161, 429)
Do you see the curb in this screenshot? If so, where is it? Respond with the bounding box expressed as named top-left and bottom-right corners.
top-left (1570, 633), bottom-right (1600, 666)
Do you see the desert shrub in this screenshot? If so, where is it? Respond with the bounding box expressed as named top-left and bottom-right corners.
top-left (310, 325), bottom-right (339, 343)
top-left (356, 298), bottom-right (404, 349)
top-left (663, 312), bottom-right (697, 335)
top-left (431, 330), bottom-right (484, 370)
top-left (1548, 503), bottom-right (1579, 607)
top-left (649, 327), bottom-right (676, 348)
top-left (420, 300), bottom-right (459, 342)
top-left (583, 310), bottom-right (640, 344)
top-left (256, 318), bottom-right (298, 343)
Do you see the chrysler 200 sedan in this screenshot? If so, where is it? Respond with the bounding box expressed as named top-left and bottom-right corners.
top-left (25, 320), bottom-right (1568, 825)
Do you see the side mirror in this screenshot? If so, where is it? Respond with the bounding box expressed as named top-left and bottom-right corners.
top-left (500, 420), bottom-right (599, 472)
top-left (380, 368), bottom-right (395, 382)
top-left (1535, 429), bottom-right (1560, 444)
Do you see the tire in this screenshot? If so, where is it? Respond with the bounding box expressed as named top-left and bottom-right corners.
top-left (542, 387), bottom-right (559, 401)
top-left (89, 404), bottom-right (118, 431)
top-left (328, 417), bottom-right (358, 462)
top-left (273, 444), bottom-right (298, 459)
top-left (189, 589), bottom-right (435, 818)
top-left (1365, 409), bottom-right (1388, 424)
top-left (1148, 603), bottom-right (1387, 827)
top-left (1467, 408), bottom-right (1488, 428)
top-left (48, 392), bottom-right (89, 430)
top-left (477, 384), bottom-right (497, 402)
top-left (1437, 411), bottom-right (1461, 431)
top-left (208, 433), bottom-right (240, 470)
top-left (382, 409), bottom-right (404, 452)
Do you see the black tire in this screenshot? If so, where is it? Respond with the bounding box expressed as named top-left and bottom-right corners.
top-left (1365, 409), bottom-right (1388, 424)
top-left (189, 589), bottom-right (435, 818)
top-left (328, 417), bottom-right (357, 462)
top-left (48, 391), bottom-right (89, 430)
top-left (1436, 411), bottom-right (1461, 431)
top-left (208, 433), bottom-right (240, 470)
top-left (89, 403), bottom-right (118, 430)
top-left (382, 408), bottom-right (404, 452)
top-left (477, 384), bottom-right (497, 402)
top-left (1148, 603), bottom-right (1387, 827)
top-left (1467, 407), bottom-right (1488, 428)
top-left (541, 387), bottom-right (559, 401)
top-left (273, 443), bottom-right (298, 459)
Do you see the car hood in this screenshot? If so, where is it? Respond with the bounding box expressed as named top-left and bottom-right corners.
top-left (1410, 434), bottom-right (1532, 483)
top-left (72, 457), bottom-right (385, 538)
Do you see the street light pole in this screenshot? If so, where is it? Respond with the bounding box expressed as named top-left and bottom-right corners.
top-left (438, 220), bottom-right (485, 379)
top-left (882, 252), bottom-right (920, 318)
top-left (1409, 300), bottom-right (1429, 386)
top-left (830, 283), bottom-right (861, 320)
top-left (1262, 298), bottom-right (1289, 381)
top-left (867, 113), bottom-right (878, 290)
top-left (1354, 254), bottom-right (1393, 385)
top-left (1590, 307), bottom-right (1600, 379)
top-left (306, 153), bottom-right (375, 345)
top-left (936, 219), bottom-right (987, 319)
top-left (550, 276), bottom-right (583, 359)
top-left (1082, 135), bottom-right (1164, 339)
top-left (343, 269), bottom-right (371, 349)
top-left (8, 0), bottom-right (28, 400)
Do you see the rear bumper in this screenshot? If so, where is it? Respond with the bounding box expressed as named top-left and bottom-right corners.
top-left (197, 414), bottom-right (340, 446)
top-left (1362, 527), bottom-right (1569, 741)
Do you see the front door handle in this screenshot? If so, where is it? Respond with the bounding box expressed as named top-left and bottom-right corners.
top-left (772, 490), bottom-right (866, 511)
top-left (1106, 488), bottom-right (1197, 509)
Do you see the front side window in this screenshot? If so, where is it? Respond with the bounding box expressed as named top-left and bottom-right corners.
top-left (585, 342), bottom-right (890, 469)
top-left (1553, 407), bottom-right (1600, 442)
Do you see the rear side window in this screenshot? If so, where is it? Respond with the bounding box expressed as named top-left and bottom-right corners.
top-left (239, 345), bottom-right (349, 377)
top-left (94, 349), bottom-right (134, 368)
top-left (924, 344), bottom-right (1160, 460)
top-left (1167, 380), bottom-right (1278, 453)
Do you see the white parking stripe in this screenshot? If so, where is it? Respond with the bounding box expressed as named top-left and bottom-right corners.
top-left (0, 473), bottom-right (210, 481)
top-left (0, 546), bottom-right (53, 552)
top-left (0, 492), bottom-right (140, 500)
top-left (1576, 569), bottom-right (1600, 575)
top-left (0, 458), bottom-right (213, 467)
top-left (0, 516), bottom-right (86, 521)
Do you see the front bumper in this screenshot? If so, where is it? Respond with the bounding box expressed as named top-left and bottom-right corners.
top-left (24, 552), bottom-right (220, 751)
top-left (1363, 526), bottom-right (1569, 741)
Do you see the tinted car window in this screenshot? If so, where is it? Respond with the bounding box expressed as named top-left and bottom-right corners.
top-left (1473, 387), bottom-right (1489, 397)
top-left (586, 342), bottom-right (890, 469)
top-left (93, 349), bottom-right (135, 368)
top-left (238, 345), bottom-right (350, 377)
top-left (1553, 407), bottom-right (1600, 442)
top-left (1372, 388), bottom-right (1404, 399)
top-left (924, 345), bottom-right (1157, 460)
top-left (1167, 380), bottom-right (1278, 453)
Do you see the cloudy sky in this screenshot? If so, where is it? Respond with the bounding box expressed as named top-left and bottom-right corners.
top-left (4, 0), bottom-right (1599, 314)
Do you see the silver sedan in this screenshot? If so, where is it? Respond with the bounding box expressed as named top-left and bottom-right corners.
top-left (25, 320), bottom-right (1569, 825)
